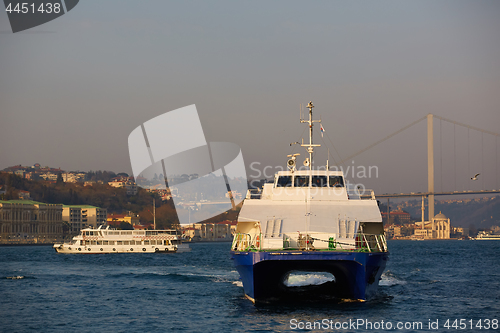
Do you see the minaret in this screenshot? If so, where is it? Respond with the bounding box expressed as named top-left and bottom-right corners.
top-left (421, 196), bottom-right (425, 230)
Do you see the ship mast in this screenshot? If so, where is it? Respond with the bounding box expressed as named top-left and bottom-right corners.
top-left (300, 101), bottom-right (321, 170)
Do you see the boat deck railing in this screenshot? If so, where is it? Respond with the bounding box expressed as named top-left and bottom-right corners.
top-left (347, 188), bottom-right (377, 200)
top-left (231, 232), bottom-right (387, 253)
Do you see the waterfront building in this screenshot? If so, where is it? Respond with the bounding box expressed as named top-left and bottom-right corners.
top-left (107, 213), bottom-right (140, 226)
top-left (18, 190), bottom-right (32, 200)
top-left (0, 200), bottom-right (64, 244)
top-left (451, 227), bottom-right (469, 238)
top-left (381, 210), bottom-right (411, 224)
top-left (181, 220), bottom-right (236, 241)
top-left (62, 205), bottom-right (107, 233)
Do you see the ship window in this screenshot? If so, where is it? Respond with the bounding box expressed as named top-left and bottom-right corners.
top-left (276, 176), bottom-right (292, 187)
top-left (117, 241), bottom-right (123, 245)
top-left (329, 176), bottom-right (344, 187)
top-left (91, 240), bottom-right (97, 245)
top-left (311, 176), bottom-right (328, 187)
top-left (102, 241), bottom-right (108, 245)
top-left (294, 176), bottom-right (309, 187)
top-left (97, 241), bottom-right (102, 245)
top-left (144, 240), bottom-right (150, 245)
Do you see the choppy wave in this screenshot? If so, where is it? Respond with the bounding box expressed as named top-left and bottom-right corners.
top-left (108, 270), bottom-right (237, 284)
top-left (5, 275), bottom-right (25, 280)
top-left (379, 271), bottom-right (406, 286)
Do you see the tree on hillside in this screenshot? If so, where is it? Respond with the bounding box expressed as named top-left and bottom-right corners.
top-left (56, 172), bottom-right (64, 184)
top-left (119, 222), bottom-right (134, 230)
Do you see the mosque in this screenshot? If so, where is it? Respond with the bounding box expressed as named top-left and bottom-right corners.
top-left (414, 211), bottom-right (451, 239)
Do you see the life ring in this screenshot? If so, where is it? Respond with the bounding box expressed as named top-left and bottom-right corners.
top-left (165, 248), bottom-right (169, 252)
top-left (154, 248), bottom-right (159, 253)
top-left (100, 248), bottom-right (103, 251)
top-left (88, 248), bottom-right (91, 251)
top-left (78, 248), bottom-right (81, 251)
top-left (255, 235), bottom-right (260, 248)
top-left (142, 248), bottom-right (146, 252)
top-left (112, 248), bottom-right (116, 251)
top-left (130, 248), bottom-right (134, 251)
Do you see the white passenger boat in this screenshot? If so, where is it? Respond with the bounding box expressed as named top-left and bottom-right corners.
top-left (474, 231), bottom-right (500, 240)
top-left (230, 101), bottom-right (388, 304)
top-left (53, 225), bottom-right (191, 253)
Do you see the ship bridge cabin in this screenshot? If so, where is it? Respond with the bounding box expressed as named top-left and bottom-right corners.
top-left (247, 170), bottom-right (369, 201)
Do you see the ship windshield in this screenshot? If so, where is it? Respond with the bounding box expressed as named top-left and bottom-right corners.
top-left (311, 176), bottom-right (328, 187)
top-left (294, 176), bottom-right (309, 187)
top-left (276, 176), bottom-right (292, 187)
top-left (329, 176), bottom-right (344, 187)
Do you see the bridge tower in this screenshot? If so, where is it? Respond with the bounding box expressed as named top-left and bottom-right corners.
top-left (427, 114), bottom-right (434, 221)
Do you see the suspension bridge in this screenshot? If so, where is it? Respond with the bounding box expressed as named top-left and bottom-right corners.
top-left (327, 113), bottom-right (500, 221)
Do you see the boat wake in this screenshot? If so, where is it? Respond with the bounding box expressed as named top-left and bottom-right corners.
top-left (284, 272), bottom-right (335, 287)
top-left (232, 280), bottom-right (243, 287)
top-left (109, 269), bottom-right (239, 284)
top-left (379, 271), bottom-right (406, 286)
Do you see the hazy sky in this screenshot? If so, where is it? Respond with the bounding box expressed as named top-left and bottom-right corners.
top-left (1, 0), bottom-right (499, 195)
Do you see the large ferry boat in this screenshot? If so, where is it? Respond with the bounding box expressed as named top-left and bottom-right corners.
top-left (474, 231), bottom-right (500, 240)
top-left (53, 225), bottom-right (191, 253)
top-left (230, 102), bottom-right (388, 304)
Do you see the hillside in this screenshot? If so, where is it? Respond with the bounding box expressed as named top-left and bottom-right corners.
top-left (0, 173), bottom-right (241, 228)
top-left (397, 196), bottom-right (500, 230)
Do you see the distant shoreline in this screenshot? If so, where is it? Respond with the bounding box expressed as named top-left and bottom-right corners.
top-left (0, 243), bottom-right (54, 247)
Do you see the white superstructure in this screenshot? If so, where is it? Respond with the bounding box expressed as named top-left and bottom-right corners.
top-left (53, 225), bottom-right (191, 253)
top-left (233, 102), bottom-right (386, 253)
top-left (474, 231), bottom-right (500, 240)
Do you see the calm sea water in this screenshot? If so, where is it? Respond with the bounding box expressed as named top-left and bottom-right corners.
top-left (1, 240), bottom-right (499, 332)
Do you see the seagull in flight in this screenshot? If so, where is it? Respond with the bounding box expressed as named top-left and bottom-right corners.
top-left (471, 173), bottom-right (480, 181)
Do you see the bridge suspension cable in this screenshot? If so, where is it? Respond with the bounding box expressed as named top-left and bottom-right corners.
top-left (338, 115), bottom-right (427, 165)
top-left (433, 115), bottom-right (500, 137)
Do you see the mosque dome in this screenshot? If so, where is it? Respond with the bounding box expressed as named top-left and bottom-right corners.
top-left (434, 211), bottom-right (448, 220)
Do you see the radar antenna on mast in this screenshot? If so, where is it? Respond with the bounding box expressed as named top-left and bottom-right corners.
top-left (300, 101), bottom-right (321, 170)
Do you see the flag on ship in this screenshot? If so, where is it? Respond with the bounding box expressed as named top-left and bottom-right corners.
top-left (320, 124), bottom-right (325, 137)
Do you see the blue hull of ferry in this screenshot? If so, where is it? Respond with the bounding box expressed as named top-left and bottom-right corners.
top-left (230, 250), bottom-right (388, 303)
